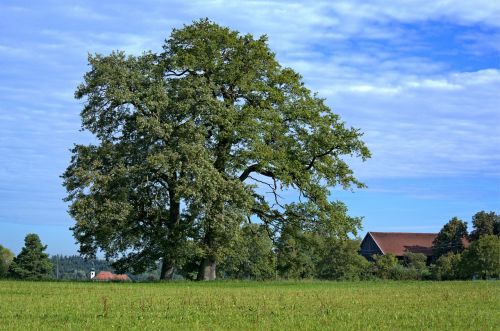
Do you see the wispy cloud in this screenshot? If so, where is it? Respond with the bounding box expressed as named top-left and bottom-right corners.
top-left (327, 69), bottom-right (500, 178)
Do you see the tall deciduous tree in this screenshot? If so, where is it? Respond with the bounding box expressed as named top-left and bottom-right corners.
top-left (8, 234), bottom-right (53, 280)
top-left (469, 211), bottom-right (500, 241)
top-left (432, 217), bottom-right (468, 259)
top-left (63, 19), bottom-right (370, 280)
top-left (460, 235), bottom-right (500, 279)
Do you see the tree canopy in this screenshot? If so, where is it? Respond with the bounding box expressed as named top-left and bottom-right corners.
top-left (461, 235), bottom-right (500, 279)
top-left (469, 211), bottom-right (500, 241)
top-left (63, 19), bottom-right (370, 280)
top-left (8, 234), bottom-right (53, 280)
top-left (432, 217), bottom-right (468, 259)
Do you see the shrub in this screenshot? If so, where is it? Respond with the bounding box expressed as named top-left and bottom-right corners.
top-left (372, 254), bottom-right (399, 279)
top-left (431, 252), bottom-right (463, 280)
top-left (316, 239), bottom-right (371, 280)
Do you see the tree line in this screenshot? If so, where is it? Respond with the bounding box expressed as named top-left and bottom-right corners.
top-left (218, 210), bottom-right (499, 281)
top-left (431, 211), bottom-right (499, 280)
top-left (1, 211), bottom-right (497, 281)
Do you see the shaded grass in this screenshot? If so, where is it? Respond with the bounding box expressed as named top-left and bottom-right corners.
top-left (0, 280), bottom-right (498, 330)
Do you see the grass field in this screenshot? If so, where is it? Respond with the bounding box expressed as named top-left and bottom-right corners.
top-left (0, 280), bottom-right (499, 330)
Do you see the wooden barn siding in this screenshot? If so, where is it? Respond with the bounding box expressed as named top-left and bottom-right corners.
top-left (360, 234), bottom-right (382, 259)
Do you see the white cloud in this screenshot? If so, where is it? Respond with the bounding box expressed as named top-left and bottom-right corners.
top-left (326, 69), bottom-right (500, 178)
top-left (0, 44), bottom-right (32, 57)
top-left (1, 0), bottom-right (498, 183)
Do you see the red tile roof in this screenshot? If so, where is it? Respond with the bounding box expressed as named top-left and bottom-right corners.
top-left (369, 232), bottom-right (438, 256)
top-left (95, 271), bottom-right (130, 281)
top-left (364, 232), bottom-right (470, 257)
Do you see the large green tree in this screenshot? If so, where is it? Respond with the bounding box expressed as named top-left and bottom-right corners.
top-left (0, 244), bottom-right (14, 278)
top-left (460, 235), bottom-right (500, 279)
top-left (8, 234), bottom-right (53, 280)
top-left (63, 19), bottom-right (370, 280)
top-left (432, 217), bottom-right (468, 259)
top-left (469, 211), bottom-right (500, 241)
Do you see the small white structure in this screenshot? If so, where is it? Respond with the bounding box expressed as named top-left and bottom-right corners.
top-left (90, 268), bottom-right (96, 280)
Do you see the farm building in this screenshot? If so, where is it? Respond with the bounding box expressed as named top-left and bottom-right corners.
top-left (360, 231), bottom-right (471, 262)
top-left (360, 232), bottom-right (437, 261)
top-left (94, 271), bottom-right (130, 282)
top-left (360, 232), bottom-right (438, 259)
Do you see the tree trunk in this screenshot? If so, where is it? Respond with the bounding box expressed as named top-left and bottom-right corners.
top-left (159, 177), bottom-right (180, 281)
top-left (197, 223), bottom-right (217, 281)
top-left (197, 256), bottom-right (216, 281)
top-left (160, 260), bottom-right (176, 280)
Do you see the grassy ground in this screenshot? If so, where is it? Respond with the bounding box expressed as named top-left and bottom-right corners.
top-left (0, 280), bottom-right (498, 330)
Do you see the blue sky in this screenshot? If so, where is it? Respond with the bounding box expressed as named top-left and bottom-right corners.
top-left (1, 0), bottom-right (499, 255)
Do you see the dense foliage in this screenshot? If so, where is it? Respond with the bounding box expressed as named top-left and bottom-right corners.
top-left (218, 223), bottom-right (276, 280)
top-left (431, 252), bottom-right (463, 280)
top-left (5, 211), bottom-right (498, 281)
top-left (432, 217), bottom-right (468, 259)
top-left (469, 211), bottom-right (500, 241)
top-left (63, 19), bottom-right (370, 280)
top-left (460, 235), bottom-right (500, 279)
top-left (316, 238), bottom-right (371, 280)
top-left (429, 212), bottom-right (500, 280)
top-left (8, 234), bottom-right (52, 280)
top-left (0, 244), bottom-right (14, 278)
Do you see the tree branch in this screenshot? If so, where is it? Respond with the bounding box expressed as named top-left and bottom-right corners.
top-left (239, 163), bottom-right (276, 181)
top-left (164, 69), bottom-right (191, 77)
top-left (304, 144), bottom-right (339, 170)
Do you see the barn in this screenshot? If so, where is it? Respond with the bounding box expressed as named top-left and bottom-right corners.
top-left (360, 232), bottom-right (438, 261)
top-left (94, 271), bottom-right (130, 282)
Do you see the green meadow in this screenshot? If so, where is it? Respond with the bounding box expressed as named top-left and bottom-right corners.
top-left (0, 280), bottom-right (498, 330)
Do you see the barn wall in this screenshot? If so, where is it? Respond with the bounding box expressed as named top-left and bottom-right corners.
top-left (360, 234), bottom-right (382, 259)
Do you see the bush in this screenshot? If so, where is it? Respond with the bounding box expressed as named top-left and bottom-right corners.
top-left (403, 252), bottom-right (427, 269)
top-left (389, 265), bottom-right (419, 280)
top-left (401, 251), bottom-right (429, 280)
top-left (372, 254), bottom-right (399, 279)
top-left (316, 239), bottom-right (371, 280)
top-left (431, 252), bottom-right (463, 280)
